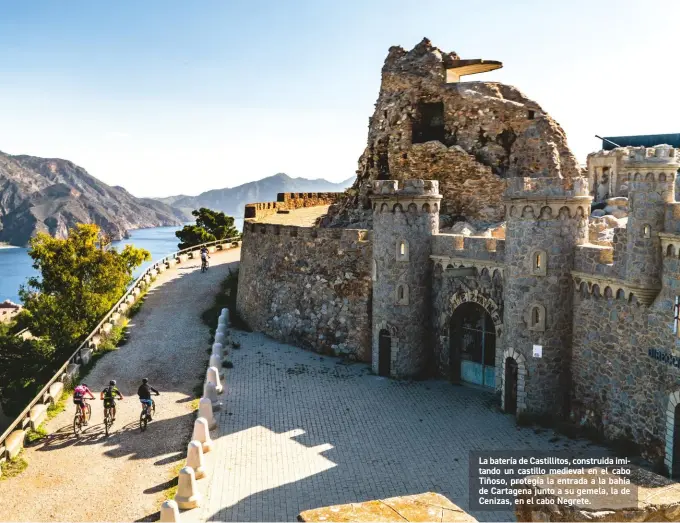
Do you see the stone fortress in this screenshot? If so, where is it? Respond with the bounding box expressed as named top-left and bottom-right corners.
top-left (236, 39), bottom-right (680, 474)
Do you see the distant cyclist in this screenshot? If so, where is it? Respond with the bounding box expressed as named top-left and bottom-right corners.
top-left (100, 380), bottom-right (124, 421)
top-left (200, 246), bottom-right (210, 267)
top-left (137, 378), bottom-right (160, 420)
top-left (73, 383), bottom-right (95, 425)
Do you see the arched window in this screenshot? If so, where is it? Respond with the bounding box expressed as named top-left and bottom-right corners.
top-left (526, 304), bottom-right (546, 332)
top-left (395, 283), bottom-right (409, 305)
top-left (396, 240), bottom-right (409, 262)
top-left (643, 224), bottom-right (652, 239)
top-left (531, 249), bottom-right (547, 276)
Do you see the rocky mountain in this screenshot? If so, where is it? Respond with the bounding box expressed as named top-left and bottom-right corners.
top-left (155, 173), bottom-right (355, 217)
top-left (0, 151), bottom-right (186, 247)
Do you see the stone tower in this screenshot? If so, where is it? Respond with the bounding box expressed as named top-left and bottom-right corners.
top-left (370, 179), bottom-right (442, 378)
top-left (502, 177), bottom-right (591, 415)
top-left (622, 145), bottom-right (678, 298)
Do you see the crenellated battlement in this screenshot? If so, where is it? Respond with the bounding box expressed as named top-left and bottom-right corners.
top-left (243, 192), bottom-right (343, 221)
top-left (504, 176), bottom-right (590, 199)
top-left (432, 233), bottom-right (506, 262)
top-left (624, 144), bottom-right (678, 166)
top-left (242, 220), bottom-right (371, 244)
top-left (371, 179), bottom-right (440, 197)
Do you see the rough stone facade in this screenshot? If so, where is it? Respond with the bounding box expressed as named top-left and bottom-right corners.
top-left (325, 38), bottom-right (581, 229)
top-left (236, 222), bottom-right (372, 361)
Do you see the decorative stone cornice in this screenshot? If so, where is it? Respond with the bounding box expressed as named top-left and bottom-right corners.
top-left (431, 255), bottom-right (505, 278)
top-left (504, 200), bottom-right (591, 220)
top-left (571, 271), bottom-right (661, 307)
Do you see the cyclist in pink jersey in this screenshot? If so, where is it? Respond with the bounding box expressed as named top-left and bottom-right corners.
top-left (73, 383), bottom-right (95, 425)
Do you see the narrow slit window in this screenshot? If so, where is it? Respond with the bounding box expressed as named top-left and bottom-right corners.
top-left (400, 242), bottom-right (405, 256)
top-left (643, 225), bottom-right (652, 238)
top-left (675, 296), bottom-right (680, 337)
top-left (531, 307), bottom-right (540, 327)
top-left (535, 253), bottom-right (541, 270)
top-left (398, 286), bottom-right (404, 300)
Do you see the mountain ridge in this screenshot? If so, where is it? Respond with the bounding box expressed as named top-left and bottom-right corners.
top-left (153, 173), bottom-right (355, 217)
top-left (0, 151), bottom-right (186, 247)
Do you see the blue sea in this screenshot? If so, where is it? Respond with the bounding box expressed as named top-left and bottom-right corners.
top-left (0, 220), bottom-right (243, 304)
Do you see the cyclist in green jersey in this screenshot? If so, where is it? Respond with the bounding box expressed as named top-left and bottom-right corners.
top-left (100, 380), bottom-right (124, 421)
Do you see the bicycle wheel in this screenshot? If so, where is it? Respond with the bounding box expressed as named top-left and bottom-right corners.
top-left (104, 409), bottom-right (112, 436)
top-left (73, 412), bottom-right (83, 436)
top-left (151, 400), bottom-right (156, 416)
top-left (139, 409), bottom-right (147, 432)
top-left (85, 402), bottom-right (92, 421)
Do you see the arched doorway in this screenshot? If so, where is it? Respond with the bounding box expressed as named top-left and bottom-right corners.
top-left (378, 329), bottom-right (391, 377)
top-left (504, 358), bottom-right (518, 414)
top-left (449, 302), bottom-right (496, 388)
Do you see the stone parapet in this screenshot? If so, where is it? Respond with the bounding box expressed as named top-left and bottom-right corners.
top-left (573, 244), bottom-right (614, 275)
top-left (432, 234), bottom-right (505, 262)
top-left (244, 192), bottom-right (343, 221)
top-left (504, 176), bottom-right (590, 199)
top-left (371, 179), bottom-right (440, 196)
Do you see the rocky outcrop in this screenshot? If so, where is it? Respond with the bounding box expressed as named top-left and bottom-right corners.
top-left (0, 151), bottom-right (186, 246)
top-left (325, 38), bottom-right (582, 228)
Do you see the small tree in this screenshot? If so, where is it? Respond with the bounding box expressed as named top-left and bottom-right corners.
top-left (176, 208), bottom-right (240, 250)
top-left (0, 323), bottom-right (55, 415)
top-left (19, 223), bottom-right (150, 355)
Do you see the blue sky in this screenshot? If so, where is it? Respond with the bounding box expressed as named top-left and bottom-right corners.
top-left (0, 0), bottom-right (678, 197)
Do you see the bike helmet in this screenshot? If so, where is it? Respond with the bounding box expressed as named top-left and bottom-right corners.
top-left (80, 383), bottom-right (88, 388)
top-left (109, 380), bottom-right (116, 386)
top-left (142, 378), bottom-right (148, 384)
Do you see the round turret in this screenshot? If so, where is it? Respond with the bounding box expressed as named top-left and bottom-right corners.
top-left (370, 180), bottom-right (442, 378)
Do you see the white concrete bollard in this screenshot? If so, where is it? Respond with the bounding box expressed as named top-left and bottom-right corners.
top-left (203, 381), bottom-right (222, 411)
top-left (160, 499), bottom-right (181, 522)
top-left (215, 331), bottom-right (225, 345)
top-left (216, 324), bottom-right (227, 336)
top-left (220, 308), bottom-right (229, 321)
top-left (174, 466), bottom-right (201, 509)
top-left (212, 342), bottom-right (223, 359)
top-left (198, 396), bottom-right (217, 429)
top-left (209, 354), bottom-right (224, 379)
top-left (206, 366), bottom-right (223, 394)
top-left (192, 417), bottom-right (214, 453)
top-left (186, 440), bottom-right (206, 479)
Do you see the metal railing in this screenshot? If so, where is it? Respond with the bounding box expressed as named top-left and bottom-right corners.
top-left (0, 236), bottom-right (241, 457)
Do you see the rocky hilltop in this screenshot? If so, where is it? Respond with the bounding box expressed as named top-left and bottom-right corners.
top-left (325, 38), bottom-right (582, 228)
top-left (0, 151), bottom-right (186, 246)
top-left (155, 173), bottom-right (355, 217)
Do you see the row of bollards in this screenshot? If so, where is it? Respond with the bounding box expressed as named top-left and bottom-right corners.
top-left (159, 307), bottom-right (231, 522)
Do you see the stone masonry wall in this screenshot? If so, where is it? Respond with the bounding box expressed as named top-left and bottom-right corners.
top-left (571, 253), bottom-right (680, 465)
top-left (236, 221), bottom-right (372, 361)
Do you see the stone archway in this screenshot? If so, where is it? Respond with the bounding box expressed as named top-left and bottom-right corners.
top-left (449, 290), bottom-right (502, 337)
top-left (501, 348), bottom-right (527, 414)
top-left (373, 321), bottom-right (399, 377)
top-left (665, 391), bottom-right (680, 476)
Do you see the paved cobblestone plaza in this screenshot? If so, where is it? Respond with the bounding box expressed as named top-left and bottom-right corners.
top-left (203, 331), bottom-right (600, 522)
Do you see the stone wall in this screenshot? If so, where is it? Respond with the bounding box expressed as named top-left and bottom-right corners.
top-left (571, 251), bottom-right (680, 465)
top-left (236, 222), bottom-right (372, 361)
top-left (244, 192), bottom-right (342, 221)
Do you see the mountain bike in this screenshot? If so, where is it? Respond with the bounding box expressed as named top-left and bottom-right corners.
top-left (103, 401), bottom-right (115, 436)
top-left (201, 258), bottom-right (209, 272)
top-left (139, 397), bottom-right (157, 432)
top-left (73, 400), bottom-right (91, 436)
